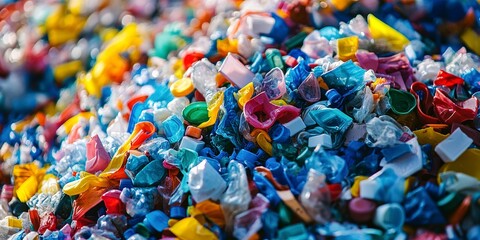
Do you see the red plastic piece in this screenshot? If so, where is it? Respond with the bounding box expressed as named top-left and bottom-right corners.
top-left (434, 70), bottom-right (465, 88)
top-left (433, 88), bottom-right (478, 124)
top-left (101, 190), bottom-right (125, 214)
top-left (183, 52), bottom-right (205, 70)
top-left (38, 213), bottom-right (58, 234)
top-left (410, 82), bottom-right (441, 124)
top-left (29, 209), bottom-right (41, 231)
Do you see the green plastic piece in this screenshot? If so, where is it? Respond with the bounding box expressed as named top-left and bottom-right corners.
top-left (182, 101), bottom-right (209, 126)
top-left (278, 223), bottom-right (309, 240)
top-left (387, 88), bottom-right (417, 115)
top-left (285, 31), bottom-right (308, 51)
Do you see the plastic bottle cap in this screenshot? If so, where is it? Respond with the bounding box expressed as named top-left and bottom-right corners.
top-left (170, 206), bottom-right (186, 219)
top-left (144, 210), bottom-right (169, 233)
top-left (349, 198), bottom-right (377, 223)
top-left (435, 128), bottom-right (473, 162)
top-left (373, 203), bottom-right (405, 230)
top-left (170, 78), bottom-right (195, 97)
top-left (269, 124), bottom-right (291, 143)
top-left (236, 149), bottom-right (259, 169)
top-left (182, 102), bottom-right (209, 126)
top-left (219, 53), bottom-right (254, 88)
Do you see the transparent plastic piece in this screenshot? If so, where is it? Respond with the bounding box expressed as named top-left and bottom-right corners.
top-left (221, 161), bottom-right (252, 233)
top-left (365, 116), bottom-right (409, 148)
top-left (299, 169), bottom-right (331, 224)
top-left (305, 146), bottom-right (348, 184)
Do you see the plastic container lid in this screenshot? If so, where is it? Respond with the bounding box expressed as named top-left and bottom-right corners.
top-left (144, 210), bottom-right (169, 233)
top-left (170, 206), bottom-right (186, 219)
top-left (349, 198), bottom-right (377, 223)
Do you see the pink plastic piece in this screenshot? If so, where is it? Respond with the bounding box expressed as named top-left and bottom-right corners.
top-left (244, 92), bottom-right (301, 130)
top-left (219, 53), bottom-right (255, 88)
top-left (86, 135), bottom-right (111, 174)
top-left (298, 72), bottom-right (321, 102)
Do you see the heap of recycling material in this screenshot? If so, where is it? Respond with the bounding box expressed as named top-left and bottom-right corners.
top-left (1, 0), bottom-right (480, 239)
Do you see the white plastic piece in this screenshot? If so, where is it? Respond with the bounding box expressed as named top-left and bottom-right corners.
top-left (188, 160), bottom-right (227, 203)
top-left (373, 203), bottom-right (405, 230)
top-left (440, 172), bottom-right (480, 193)
top-left (282, 116), bottom-right (306, 136)
top-left (219, 53), bottom-right (255, 88)
top-left (179, 136), bottom-right (205, 152)
top-left (435, 128), bottom-right (473, 162)
top-left (379, 137), bottom-right (423, 177)
top-left (246, 14), bottom-right (275, 36)
top-left (344, 123), bottom-right (367, 146)
top-left (308, 134), bottom-right (332, 148)
top-left (359, 178), bottom-right (380, 200)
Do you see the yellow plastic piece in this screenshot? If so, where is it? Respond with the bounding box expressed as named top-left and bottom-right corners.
top-left (60, 112), bottom-right (94, 135)
top-left (330, 0), bottom-right (354, 11)
top-left (0, 143), bottom-right (13, 161)
top-left (404, 176), bottom-right (416, 193)
top-left (251, 129), bottom-right (273, 156)
top-left (63, 173), bottom-right (113, 196)
top-left (337, 36), bottom-right (359, 61)
top-left (350, 176), bottom-right (368, 198)
top-left (270, 99), bottom-right (288, 106)
top-left (170, 78), bottom-right (195, 97)
top-left (16, 176), bottom-right (39, 203)
top-left (7, 217), bottom-right (22, 229)
top-left (198, 91), bottom-right (224, 128)
top-left (413, 127), bottom-right (449, 148)
top-left (438, 149), bottom-right (480, 182)
top-left (194, 200), bottom-right (226, 228)
top-left (235, 82), bottom-right (254, 110)
top-left (64, 122), bottom-right (153, 195)
top-left (100, 28), bottom-right (119, 43)
top-left (13, 163), bottom-right (46, 202)
top-left (54, 60), bottom-right (83, 83)
top-left (11, 117), bottom-right (33, 132)
top-left (170, 217), bottom-right (218, 240)
top-left (168, 219), bottom-right (179, 227)
top-left (44, 6), bottom-right (86, 46)
top-left (217, 38), bottom-right (239, 57)
top-left (99, 122), bottom-right (153, 178)
top-left (460, 28), bottom-right (480, 55)
top-left (79, 24), bottom-right (142, 97)
top-left (67, 0), bottom-right (83, 15)
top-left (368, 14), bottom-right (409, 52)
